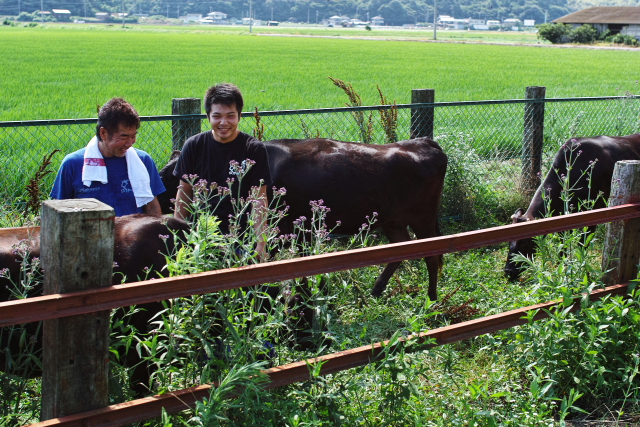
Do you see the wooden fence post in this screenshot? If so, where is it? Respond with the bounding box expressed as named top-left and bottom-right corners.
top-left (40, 199), bottom-right (114, 420)
top-left (521, 86), bottom-right (546, 197)
top-left (410, 89), bottom-right (435, 139)
top-left (602, 160), bottom-right (640, 286)
top-left (172, 97), bottom-right (202, 150)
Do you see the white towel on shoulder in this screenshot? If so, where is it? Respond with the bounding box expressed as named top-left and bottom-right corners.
top-left (82, 136), bottom-right (155, 207)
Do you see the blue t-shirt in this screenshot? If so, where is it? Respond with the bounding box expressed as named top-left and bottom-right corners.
top-left (50, 147), bottom-right (166, 217)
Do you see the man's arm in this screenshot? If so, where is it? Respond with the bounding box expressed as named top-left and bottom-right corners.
top-left (143, 197), bottom-right (162, 215)
top-left (253, 185), bottom-right (268, 261)
top-left (174, 180), bottom-right (193, 221)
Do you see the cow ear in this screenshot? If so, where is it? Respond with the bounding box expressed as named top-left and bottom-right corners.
top-left (511, 208), bottom-right (525, 221)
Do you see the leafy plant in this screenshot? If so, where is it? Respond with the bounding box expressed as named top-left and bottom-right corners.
top-left (537, 23), bottom-right (568, 44)
top-left (568, 24), bottom-right (597, 44)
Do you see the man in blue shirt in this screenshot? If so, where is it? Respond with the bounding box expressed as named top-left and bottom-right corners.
top-left (51, 98), bottom-right (165, 216)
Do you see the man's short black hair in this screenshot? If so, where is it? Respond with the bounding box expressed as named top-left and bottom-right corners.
top-left (204, 83), bottom-right (244, 117)
top-left (96, 98), bottom-right (140, 140)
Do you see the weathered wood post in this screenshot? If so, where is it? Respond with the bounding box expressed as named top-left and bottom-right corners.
top-left (521, 86), bottom-right (546, 197)
top-left (172, 97), bottom-right (202, 150)
top-left (602, 160), bottom-right (640, 286)
top-left (410, 89), bottom-right (435, 139)
top-left (40, 199), bottom-right (114, 420)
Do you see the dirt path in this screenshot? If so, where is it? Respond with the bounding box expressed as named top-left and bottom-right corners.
top-left (258, 32), bottom-right (640, 51)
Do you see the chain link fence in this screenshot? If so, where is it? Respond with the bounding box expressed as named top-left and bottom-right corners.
top-left (2, 93), bottom-right (639, 225)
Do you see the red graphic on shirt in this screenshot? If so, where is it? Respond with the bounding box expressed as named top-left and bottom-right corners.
top-left (84, 158), bottom-right (106, 167)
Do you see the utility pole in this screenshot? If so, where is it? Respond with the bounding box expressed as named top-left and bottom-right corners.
top-left (166, 4), bottom-right (169, 18)
top-left (40, 0), bottom-right (43, 23)
top-left (316, 10), bottom-right (319, 24)
top-left (271, 6), bottom-right (273, 21)
top-left (83, 0), bottom-right (86, 17)
top-left (433, 0), bottom-right (437, 39)
top-left (177, 5), bottom-right (180, 19)
top-left (121, 0), bottom-right (125, 27)
top-left (249, 0), bottom-right (253, 32)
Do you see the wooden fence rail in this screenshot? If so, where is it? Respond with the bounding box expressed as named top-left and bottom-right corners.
top-left (1, 203), bottom-right (639, 328)
top-left (29, 283), bottom-right (632, 427)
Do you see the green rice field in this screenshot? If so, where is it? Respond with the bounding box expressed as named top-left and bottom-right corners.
top-left (1, 24), bottom-right (640, 121)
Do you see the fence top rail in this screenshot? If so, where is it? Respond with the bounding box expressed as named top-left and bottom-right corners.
top-left (0, 203), bottom-right (638, 327)
top-left (1, 95), bottom-right (637, 128)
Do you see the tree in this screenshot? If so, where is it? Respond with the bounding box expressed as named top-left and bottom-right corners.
top-left (568, 23), bottom-right (597, 44)
top-left (536, 22), bottom-right (568, 44)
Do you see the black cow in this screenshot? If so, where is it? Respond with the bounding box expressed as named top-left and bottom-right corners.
top-left (0, 214), bottom-right (189, 396)
top-left (504, 134), bottom-right (640, 280)
top-left (160, 137), bottom-right (448, 300)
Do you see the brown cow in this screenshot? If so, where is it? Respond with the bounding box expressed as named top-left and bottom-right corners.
top-left (0, 214), bottom-right (189, 396)
top-left (504, 134), bottom-right (640, 280)
top-left (160, 137), bottom-right (448, 300)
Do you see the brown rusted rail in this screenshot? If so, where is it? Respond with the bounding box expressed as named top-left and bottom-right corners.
top-left (28, 283), bottom-right (631, 427)
top-left (1, 203), bottom-right (639, 327)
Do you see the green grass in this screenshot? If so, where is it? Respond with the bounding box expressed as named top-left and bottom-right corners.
top-left (1, 25), bottom-right (640, 121)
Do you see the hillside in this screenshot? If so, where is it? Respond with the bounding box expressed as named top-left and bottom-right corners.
top-left (0, 0), bottom-right (636, 27)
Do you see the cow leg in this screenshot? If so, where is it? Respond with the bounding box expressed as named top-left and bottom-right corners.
top-left (410, 221), bottom-right (441, 301)
top-left (370, 226), bottom-right (412, 297)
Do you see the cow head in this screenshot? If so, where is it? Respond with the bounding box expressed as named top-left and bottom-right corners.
top-left (504, 208), bottom-right (537, 281)
top-left (157, 151), bottom-right (181, 215)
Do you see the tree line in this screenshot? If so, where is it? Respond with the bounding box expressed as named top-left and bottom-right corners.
top-left (0, 0), bottom-right (575, 26)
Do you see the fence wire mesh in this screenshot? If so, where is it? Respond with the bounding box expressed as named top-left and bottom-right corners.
top-left (2, 96), bottom-right (639, 225)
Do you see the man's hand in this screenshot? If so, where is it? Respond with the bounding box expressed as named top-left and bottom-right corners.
top-left (143, 197), bottom-right (162, 215)
top-left (174, 181), bottom-right (194, 221)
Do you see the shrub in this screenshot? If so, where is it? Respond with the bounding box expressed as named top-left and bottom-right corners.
top-left (16, 11), bottom-right (34, 22)
top-left (612, 34), bottom-right (639, 46)
top-left (536, 22), bottom-right (568, 44)
top-left (598, 28), bottom-right (611, 41)
top-left (568, 24), bottom-right (597, 44)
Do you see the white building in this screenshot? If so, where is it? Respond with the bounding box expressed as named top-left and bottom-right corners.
top-left (371, 15), bottom-right (384, 26)
top-left (328, 15), bottom-right (350, 26)
top-left (207, 11), bottom-right (227, 22)
top-left (181, 13), bottom-right (202, 23)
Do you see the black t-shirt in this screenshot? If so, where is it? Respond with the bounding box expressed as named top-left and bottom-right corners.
top-left (173, 131), bottom-right (271, 233)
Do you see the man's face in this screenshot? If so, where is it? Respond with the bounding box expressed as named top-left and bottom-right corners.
top-left (208, 103), bottom-right (240, 144)
top-left (98, 123), bottom-right (138, 158)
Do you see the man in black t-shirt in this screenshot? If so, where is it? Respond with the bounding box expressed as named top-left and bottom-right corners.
top-left (173, 83), bottom-right (271, 258)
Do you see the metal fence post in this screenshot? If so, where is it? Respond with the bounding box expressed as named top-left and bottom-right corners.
top-left (521, 86), bottom-right (546, 197)
top-left (172, 98), bottom-right (201, 150)
top-left (602, 160), bottom-right (640, 286)
top-left (40, 199), bottom-right (114, 420)
top-left (410, 89), bottom-right (435, 139)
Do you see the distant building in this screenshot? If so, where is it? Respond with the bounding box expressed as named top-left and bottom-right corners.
top-left (371, 16), bottom-right (384, 26)
top-left (95, 12), bottom-right (108, 21)
top-left (486, 20), bottom-right (500, 26)
top-left (207, 11), bottom-right (227, 22)
top-left (523, 19), bottom-right (535, 27)
top-left (554, 7), bottom-right (640, 38)
top-left (328, 15), bottom-right (350, 26)
top-left (181, 13), bottom-right (202, 23)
